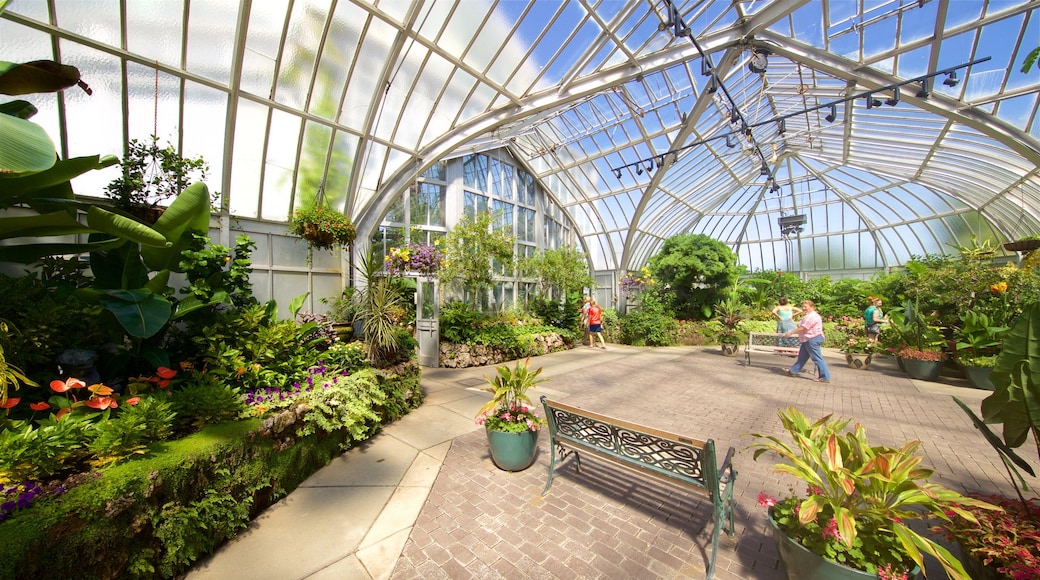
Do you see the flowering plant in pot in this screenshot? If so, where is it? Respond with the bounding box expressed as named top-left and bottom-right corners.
top-left (751, 406), bottom-right (996, 580)
top-left (475, 358), bottom-right (548, 471)
top-left (384, 242), bottom-right (443, 279)
top-left (935, 492), bottom-right (1040, 579)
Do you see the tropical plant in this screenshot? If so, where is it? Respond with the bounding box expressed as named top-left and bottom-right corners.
top-left (834, 316), bottom-right (875, 354)
top-left (751, 407), bottom-right (996, 580)
top-left (438, 211), bottom-right (515, 307)
top-left (953, 309), bottom-right (1007, 367)
top-left (475, 358), bottom-right (547, 433)
top-left (619, 266), bottom-right (655, 296)
top-left (0, 320), bottom-right (37, 406)
top-left (936, 492), bottom-right (1040, 579)
top-left (524, 245), bottom-right (595, 297)
top-left (288, 203), bottom-right (356, 252)
top-left (357, 248), bottom-right (408, 366)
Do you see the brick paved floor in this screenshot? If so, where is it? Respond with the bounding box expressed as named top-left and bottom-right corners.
top-left (391, 346), bottom-right (1005, 579)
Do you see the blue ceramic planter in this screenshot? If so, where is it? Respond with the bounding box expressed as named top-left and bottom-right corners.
top-left (486, 427), bottom-right (539, 471)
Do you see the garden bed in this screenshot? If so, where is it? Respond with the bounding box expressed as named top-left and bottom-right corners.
top-left (439, 332), bottom-right (571, 368)
top-left (0, 365), bottom-right (421, 579)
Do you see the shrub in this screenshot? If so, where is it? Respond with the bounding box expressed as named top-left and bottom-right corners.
top-left (620, 305), bottom-right (677, 346)
top-left (170, 374), bottom-right (246, 430)
top-left (439, 301), bottom-right (485, 343)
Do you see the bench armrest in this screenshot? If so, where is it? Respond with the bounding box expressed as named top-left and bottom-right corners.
top-left (718, 446), bottom-right (737, 483)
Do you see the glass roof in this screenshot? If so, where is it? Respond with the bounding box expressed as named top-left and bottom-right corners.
top-left (4, 0), bottom-right (1039, 274)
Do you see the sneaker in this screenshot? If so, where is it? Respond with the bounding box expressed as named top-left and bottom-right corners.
top-left (784, 369), bottom-right (796, 377)
top-left (815, 378), bottom-right (830, 383)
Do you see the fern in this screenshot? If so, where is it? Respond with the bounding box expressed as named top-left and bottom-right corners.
top-left (299, 369), bottom-right (384, 441)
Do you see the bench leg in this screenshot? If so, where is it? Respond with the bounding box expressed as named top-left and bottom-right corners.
top-left (542, 442), bottom-right (559, 496)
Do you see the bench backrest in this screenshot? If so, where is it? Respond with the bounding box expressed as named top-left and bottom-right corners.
top-left (747, 332), bottom-right (791, 348)
top-left (540, 396), bottom-right (721, 499)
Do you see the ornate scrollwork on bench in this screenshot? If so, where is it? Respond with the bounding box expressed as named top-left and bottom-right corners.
top-left (540, 396), bottom-right (736, 580)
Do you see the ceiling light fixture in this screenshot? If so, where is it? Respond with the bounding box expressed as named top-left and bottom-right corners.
top-left (824, 104), bottom-right (837, 122)
top-left (885, 87), bottom-right (900, 106)
top-left (701, 59), bottom-right (713, 77)
top-left (725, 134), bottom-right (737, 148)
top-left (706, 74), bottom-right (718, 94)
top-left (866, 95), bottom-right (882, 109)
top-left (943, 71), bottom-right (959, 87)
top-left (759, 161), bottom-right (771, 176)
top-left (730, 109), bottom-right (740, 124)
top-left (777, 118), bottom-right (786, 135)
top-left (613, 169), bottom-right (622, 179)
top-left (748, 48), bottom-right (770, 74)
top-left (916, 79), bottom-right (931, 98)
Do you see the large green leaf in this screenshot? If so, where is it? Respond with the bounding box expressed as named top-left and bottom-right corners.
top-left (982, 303), bottom-right (1040, 449)
top-left (0, 113), bottom-right (56, 173)
top-left (0, 60), bottom-right (82, 95)
top-left (0, 154), bottom-right (117, 207)
top-left (0, 238), bottom-right (125, 264)
top-left (96, 289), bottom-right (171, 338)
top-left (86, 206), bottom-right (170, 247)
top-left (0, 210), bottom-right (90, 240)
top-left (141, 181), bottom-right (212, 272)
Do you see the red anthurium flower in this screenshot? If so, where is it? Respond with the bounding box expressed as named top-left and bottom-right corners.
top-left (125, 397), bottom-right (141, 406)
top-left (56, 407), bottom-right (71, 420)
top-left (85, 396), bottom-right (117, 410)
top-left (156, 367), bottom-right (177, 379)
top-left (50, 377), bottom-right (86, 393)
top-left (0, 398), bottom-right (20, 409)
top-left (87, 384), bottom-right (114, 396)
top-left (157, 380), bottom-right (171, 389)
top-left (30, 402), bottom-right (50, 411)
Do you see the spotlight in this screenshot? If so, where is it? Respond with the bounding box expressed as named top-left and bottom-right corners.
top-left (742, 122), bottom-right (752, 137)
top-left (725, 134), bottom-right (737, 148)
top-left (915, 79), bottom-right (931, 99)
top-left (613, 169), bottom-right (622, 179)
top-left (656, 156), bottom-right (665, 169)
top-left (770, 182), bottom-right (781, 194)
top-left (730, 109), bottom-right (740, 124)
top-left (644, 160), bottom-right (654, 173)
top-left (670, 151), bottom-right (679, 163)
top-left (701, 59), bottom-right (713, 77)
top-left (777, 118), bottom-right (786, 135)
top-left (748, 48), bottom-right (770, 74)
top-left (885, 87), bottom-right (900, 106)
top-left (759, 162), bottom-right (771, 176)
top-left (635, 166), bottom-right (642, 175)
top-left (705, 75), bottom-right (718, 94)
top-left (943, 71), bottom-right (959, 87)
top-left (824, 104), bottom-right (837, 123)
top-left (866, 96), bottom-right (882, 109)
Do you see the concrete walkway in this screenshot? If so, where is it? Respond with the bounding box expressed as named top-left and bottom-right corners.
top-left (188, 345), bottom-right (1006, 579)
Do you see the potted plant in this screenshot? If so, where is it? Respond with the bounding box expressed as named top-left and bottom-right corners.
top-left (288, 203), bottom-right (356, 253)
top-left (104, 135), bottom-right (211, 223)
top-left (890, 296), bottom-right (946, 381)
top-left (384, 241), bottom-right (444, 279)
top-left (715, 296), bottom-right (744, 356)
top-left (952, 309), bottom-right (1007, 390)
top-left (1002, 234), bottom-right (1040, 253)
top-left (752, 407), bottom-right (996, 580)
top-left (836, 316), bottom-right (874, 369)
top-left (937, 493), bottom-right (1040, 580)
top-left (475, 358), bottom-right (547, 471)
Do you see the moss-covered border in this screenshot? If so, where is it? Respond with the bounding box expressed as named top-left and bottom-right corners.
top-left (0, 366), bottom-right (422, 579)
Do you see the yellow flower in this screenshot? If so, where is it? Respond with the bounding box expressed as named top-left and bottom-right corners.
top-left (991, 281), bottom-right (1008, 293)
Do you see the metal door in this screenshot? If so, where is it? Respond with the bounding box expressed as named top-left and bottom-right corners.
top-left (416, 278), bottom-right (439, 367)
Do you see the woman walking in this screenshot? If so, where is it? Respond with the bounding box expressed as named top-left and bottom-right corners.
top-left (782, 299), bottom-right (832, 383)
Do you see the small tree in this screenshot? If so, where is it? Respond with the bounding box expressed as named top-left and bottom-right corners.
top-left (647, 233), bottom-right (738, 320)
top-left (524, 245), bottom-right (594, 297)
top-left (439, 212), bottom-right (515, 307)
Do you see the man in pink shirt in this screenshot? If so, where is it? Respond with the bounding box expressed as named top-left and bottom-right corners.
top-left (782, 299), bottom-right (832, 383)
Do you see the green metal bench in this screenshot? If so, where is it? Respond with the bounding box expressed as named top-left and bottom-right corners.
top-left (540, 396), bottom-right (737, 580)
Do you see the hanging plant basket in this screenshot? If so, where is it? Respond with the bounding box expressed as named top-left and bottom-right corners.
top-left (289, 204), bottom-right (356, 252)
top-left (1003, 238), bottom-right (1040, 252)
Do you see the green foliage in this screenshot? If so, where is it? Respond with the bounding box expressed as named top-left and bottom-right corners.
top-left (153, 485), bottom-right (253, 577)
top-left (299, 369), bottom-right (384, 441)
top-left (322, 287), bottom-right (359, 323)
top-left (983, 303), bottom-right (1040, 451)
top-left (752, 407), bottom-right (992, 579)
top-left (120, 394), bottom-right (176, 442)
top-left (87, 410), bottom-right (148, 467)
top-left (178, 232), bottom-right (257, 310)
top-left (476, 358), bottom-right (547, 432)
top-left (523, 245), bottom-right (594, 296)
top-left (599, 307), bottom-right (620, 342)
top-left (439, 300), bottom-right (484, 342)
top-left (170, 374), bottom-right (246, 430)
top-left (104, 135), bottom-right (210, 211)
top-left (0, 415), bottom-right (92, 484)
top-left (527, 293), bottom-right (581, 332)
top-left (357, 250), bottom-right (408, 366)
top-left (647, 233), bottom-right (738, 320)
top-left (438, 211), bottom-right (515, 305)
top-left (287, 203), bottom-right (356, 252)
top-left (620, 295), bottom-right (678, 346)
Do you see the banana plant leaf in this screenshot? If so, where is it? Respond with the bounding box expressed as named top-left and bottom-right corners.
top-left (89, 238), bottom-right (150, 291)
top-left (0, 60), bottom-right (83, 95)
top-left (0, 112), bottom-right (55, 173)
top-left (0, 238), bottom-right (125, 264)
top-left (141, 181), bottom-right (213, 272)
top-left (0, 207), bottom-right (170, 264)
top-left (0, 154), bottom-right (118, 209)
top-left (982, 303), bottom-right (1040, 449)
top-left (94, 289), bottom-right (171, 339)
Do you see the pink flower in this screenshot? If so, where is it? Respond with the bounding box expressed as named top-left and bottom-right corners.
top-left (757, 491), bottom-right (776, 508)
top-left (822, 518), bottom-right (842, 542)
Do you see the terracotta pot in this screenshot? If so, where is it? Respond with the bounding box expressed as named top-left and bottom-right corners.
top-left (721, 343), bottom-right (740, 356)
